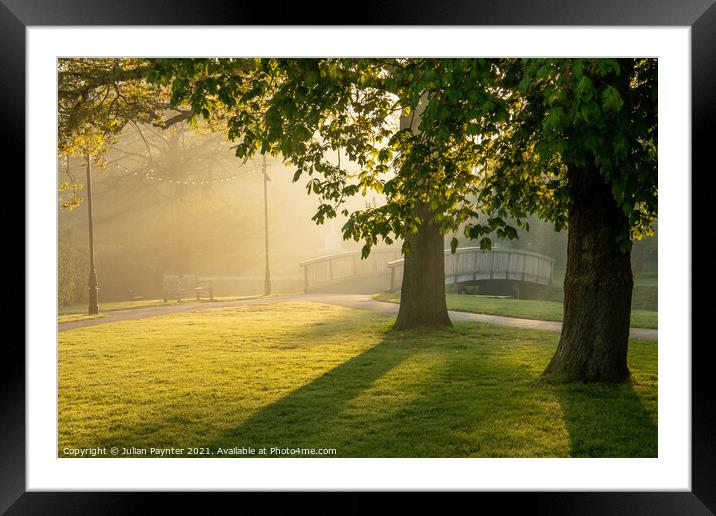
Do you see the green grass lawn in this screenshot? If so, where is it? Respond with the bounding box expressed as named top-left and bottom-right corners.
top-left (633, 275), bottom-right (658, 287)
top-left (375, 293), bottom-right (658, 329)
top-left (58, 302), bottom-right (657, 458)
top-left (58, 295), bottom-right (278, 323)
top-left (58, 313), bottom-right (107, 324)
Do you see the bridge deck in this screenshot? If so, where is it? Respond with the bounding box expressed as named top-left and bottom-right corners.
top-left (300, 247), bottom-right (555, 293)
top-left (299, 248), bottom-right (402, 292)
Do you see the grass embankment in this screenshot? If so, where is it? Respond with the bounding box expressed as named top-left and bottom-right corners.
top-left (544, 268), bottom-right (658, 311)
top-left (58, 295), bottom-right (278, 323)
top-left (376, 294), bottom-right (658, 329)
top-left (59, 302), bottom-right (657, 458)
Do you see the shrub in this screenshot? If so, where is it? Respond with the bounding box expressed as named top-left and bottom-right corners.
top-left (58, 241), bottom-right (88, 306)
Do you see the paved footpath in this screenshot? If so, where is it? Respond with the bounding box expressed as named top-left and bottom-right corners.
top-left (59, 294), bottom-right (658, 340)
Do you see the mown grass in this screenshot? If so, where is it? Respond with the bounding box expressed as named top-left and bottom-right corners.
top-left (58, 313), bottom-right (106, 324)
top-left (58, 295), bottom-right (279, 323)
top-left (375, 293), bottom-right (658, 329)
top-left (58, 302), bottom-right (657, 458)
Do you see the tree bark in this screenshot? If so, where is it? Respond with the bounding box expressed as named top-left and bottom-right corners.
top-left (393, 201), bottom-right (452, 330)
top-left (542, 165), bottom-right (633, 383)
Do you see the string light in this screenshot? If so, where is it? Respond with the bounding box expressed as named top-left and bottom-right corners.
top-left (60, 156), bottom-right (245, 186)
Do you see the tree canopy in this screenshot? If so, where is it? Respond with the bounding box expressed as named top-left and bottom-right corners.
top-left (491, 58), bottom-right (657, 250)
top-left (150, 58), bottom-right (656, 255)
top-left (58, 58), bottom-right (193, 208)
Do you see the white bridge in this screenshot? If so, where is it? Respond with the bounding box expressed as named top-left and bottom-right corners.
top-left (299, 247), bottom-right (555, 294)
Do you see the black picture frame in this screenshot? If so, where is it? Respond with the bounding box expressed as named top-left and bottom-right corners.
top-left (7, 1), bottom-right (714, 513)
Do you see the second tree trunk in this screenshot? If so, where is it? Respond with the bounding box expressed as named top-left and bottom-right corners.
top-left (543, 165), bottom-right (633, 383)
top-left (393, 201), bottom-right (452, 330)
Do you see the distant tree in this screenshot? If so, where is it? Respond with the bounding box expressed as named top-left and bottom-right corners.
top-left (100, 122), bottom-right (248, 274)
top-left (58, 58), bottom-right (192, 208)
top-left (58, 120), bottom-right (273, 300)
top-left (58, 235), bottom-right (89, 305)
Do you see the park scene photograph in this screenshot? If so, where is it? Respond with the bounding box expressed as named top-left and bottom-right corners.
top-left (57, 57), bottom-right (658, 459)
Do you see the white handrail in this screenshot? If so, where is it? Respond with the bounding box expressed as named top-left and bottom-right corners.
top-left (299, 246), bottom-right (555, 293)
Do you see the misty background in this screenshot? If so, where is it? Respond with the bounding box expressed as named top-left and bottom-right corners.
top-left (58, 121), bottom-right (657, 306)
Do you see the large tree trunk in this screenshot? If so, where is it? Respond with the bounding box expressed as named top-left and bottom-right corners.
top-left (393, 201), bottom-right (452, 330)
top-left (542, 165), bottom-right (633, 383)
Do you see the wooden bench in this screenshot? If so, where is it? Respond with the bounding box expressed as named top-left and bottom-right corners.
top-left (163, 274), bottom-right (214, 302)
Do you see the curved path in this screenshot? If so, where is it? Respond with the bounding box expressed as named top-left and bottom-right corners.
top-left (59, 294), bottom-right (658, 340)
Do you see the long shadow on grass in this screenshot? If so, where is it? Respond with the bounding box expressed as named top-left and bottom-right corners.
top-left (205, 333), bottom-right (416, 454)
top-left (208, 325), bottom-right (658, 458)
top-left (206, 325), bottom-right (561, 457)
top-left (554, 381), bottom-right (657, 457)
top-left (90, 334), bottom-right (411, 455)
top-left (82, 307), bottom-right (397, 454)
top-left (210, 301), bottom-right (390, 349)
top-left (84, 315), bottom-right (656, 458)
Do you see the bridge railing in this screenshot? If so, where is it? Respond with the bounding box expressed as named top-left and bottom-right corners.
top-left (387, 247), bottom-right (555, 293)
top-left (299, 248), bottom-right (402, 292)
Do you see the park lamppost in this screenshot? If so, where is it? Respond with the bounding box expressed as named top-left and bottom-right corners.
top-left (262, 154), bottom-right (272, 296)
top-left (86, 154), bottom-right (99, 314)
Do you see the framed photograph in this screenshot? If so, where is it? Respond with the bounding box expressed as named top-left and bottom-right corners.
top-left (9, 0), bottom-right (714, 512)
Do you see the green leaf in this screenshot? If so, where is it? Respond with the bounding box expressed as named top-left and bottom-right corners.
top-left (576, 75), bottom-right (594, 101)
top-left (361, 244), bottom-right (371, 259)
top-left (304, 69), bottom-right (317, 86)
top-left (612, 181), bottom-right (625, 204)
top-left (542, 107), bottom-right (564, 132)
top-left (450, 237), bottom-right (459, 254)
top-left (518, 75), bottom-right (531, 93)
top-left (602, 85), bottom-right (624, 113)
